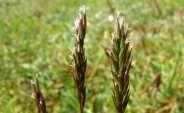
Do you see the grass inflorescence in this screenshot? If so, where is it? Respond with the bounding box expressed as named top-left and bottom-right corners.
top-left (32, 77), bottom-right (48, 113)
top-left (105, 14), bottom-right (132, 113)
top-left (72, 7), bottom-right (87, 113)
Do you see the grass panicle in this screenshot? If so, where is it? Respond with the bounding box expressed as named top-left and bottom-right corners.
top-left (72, 7), bottom-right (87, 113)
top-left (32, 77), bottom-right (48, 113)
top-left (105, 14), bottom-right (132, 113)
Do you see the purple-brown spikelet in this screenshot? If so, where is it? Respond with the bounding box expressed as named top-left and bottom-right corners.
top-left (105, 14), bottom-right (132, 113)
top-left (72, 7), bottom-right (87, 113)
top-left (32, 77), bottom-right (48, 113)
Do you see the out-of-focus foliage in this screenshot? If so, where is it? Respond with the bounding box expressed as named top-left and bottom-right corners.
top-left (0, 0), bottom-right (183, 113)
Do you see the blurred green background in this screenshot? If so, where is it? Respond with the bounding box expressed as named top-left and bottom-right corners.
top-left (0, 0), bottom-right (184, 113)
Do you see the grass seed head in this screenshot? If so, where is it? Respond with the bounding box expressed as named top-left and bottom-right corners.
top-left (72, 7), bottom-right (87, 113)
top-left (106, 14), bottom-right (132, 113)
top-left (32, 76), bottom-right (48, 113)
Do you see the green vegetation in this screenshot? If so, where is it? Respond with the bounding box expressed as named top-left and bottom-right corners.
top-left (0, 0), bottom-right (184, 113)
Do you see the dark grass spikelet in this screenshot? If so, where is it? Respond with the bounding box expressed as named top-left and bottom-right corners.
top-left (32, 77), bottom-right (48, 113)
top-left (72, 7), bottom-right (87, 113)
top-left (106, 14), bottom-right (132, 113)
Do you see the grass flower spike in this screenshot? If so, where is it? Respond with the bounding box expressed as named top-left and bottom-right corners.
top-left (32, 77), bottom-right (48, 113)
top-left (72, 7), bottom-right (87, 113)
top-left (106, 14), bottom-right (132, 113)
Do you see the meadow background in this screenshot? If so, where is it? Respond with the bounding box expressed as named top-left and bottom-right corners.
top-left (0, 0), bottom-right (184, 113)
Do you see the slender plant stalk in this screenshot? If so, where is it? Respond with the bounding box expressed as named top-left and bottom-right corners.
top-left (106, 0), bottom-right (116, 16)
top-left (72, 7), bottom-right (87, 113)
top-left (105, 14), bottom-right (132, 113)
top-left (153, 0), bottom-right (162, 16)
top-left (32, 77), bottom-right (48, 113)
